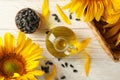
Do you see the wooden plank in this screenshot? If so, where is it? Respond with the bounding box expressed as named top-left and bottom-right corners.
top-left (0, 0), bottom-right (120, 80)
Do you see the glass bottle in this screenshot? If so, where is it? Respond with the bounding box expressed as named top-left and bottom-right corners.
top-left (46, 26), bottom-right (79, 58)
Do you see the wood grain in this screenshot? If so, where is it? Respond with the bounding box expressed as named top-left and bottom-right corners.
top-left (0, 0), bottom-right (120, 80)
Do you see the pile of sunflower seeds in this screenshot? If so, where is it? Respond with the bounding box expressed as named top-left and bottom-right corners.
top-left (15, 8), bottom-right (40, 33)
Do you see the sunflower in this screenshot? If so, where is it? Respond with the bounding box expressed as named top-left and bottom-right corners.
top-left (62, 0), bottom-right (105, 22)
top-left (103, 19), bottom-right (120, 46)
top-left (0, 31), bottom-right (44, 80)
top-left (102, 0), bottom-right (120, 24)
top-left (62, 0), bottom-right (120, 23)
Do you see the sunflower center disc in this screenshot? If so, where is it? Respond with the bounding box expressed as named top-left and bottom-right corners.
top-left (2, 59), bottom-right (24, 77)
top-left (3, 61), bottom-right (19, 74)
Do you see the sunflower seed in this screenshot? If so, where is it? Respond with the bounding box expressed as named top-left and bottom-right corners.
top-left (61, 75), bottom-right (66, 79)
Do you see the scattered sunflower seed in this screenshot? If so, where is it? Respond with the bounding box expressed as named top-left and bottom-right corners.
top-left (41, 66), bottom-right (49, 73)
top-left (46, 31), bottom-right (49, 34)
top-left (45, 61), bottom-right (53, 65)
top-left (75, 18), bottom-right (81, 21)
top-left (52, 14), bottom-right (58, 17)
top-left (61, 64), bottom-right (65, 68)
top-left (52, 13), bottom-right (61, 22)
top-left (61, 75), bottom-right (66, 79)
top-left (69, 13), bottom-right (72, 19)
top-left (70, 64), bottom-right (74, 68)
top-left (57, 19), bottom-right (61, 22)
top-left (73, 69), bottom-right (78, 73)
top-left (41, 66), bottom-right (44, 71)
top-left (65, 62), bottom-right (68, 67)
top-left (58, 58), bottom-right (61, 61)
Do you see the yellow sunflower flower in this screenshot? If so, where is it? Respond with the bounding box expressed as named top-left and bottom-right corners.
top-left (102, 0), bottom-right (120, 24)
top-left (0, 32), bottom-right (44, 80)
top-left (62, 0), bottom-right (120, 23)
top-left (103, 19), bottom-right (120, 46)
top-left (62, 0), bottom-right (105, 22)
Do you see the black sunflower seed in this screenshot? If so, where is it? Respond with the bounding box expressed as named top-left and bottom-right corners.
top-left (46, 31), bottom-right (50, 34)
top-left (41, 66), bottom-right (49, 73)
top-left (58, 58), bottom-right (61, 61)
top-left (75, 18), bottom-right (81, 21)
top-left (65, 62), bottom-right (68, 67)
top-left (52, 13), bottom-right (61, 22)
top-left (61, 75), bottom-right (66, 79)
top-left (52, 14), bottom-right (58, 16)
top-left (69, 13), bottom-right (72, 19)
top-left (45, 61), bottom-right (53, 65)
top-left (57, 19), bottom-right (61, 22)
top-left (41, 66), bottom-right (44, 71)
top-left (70, 64), bottom-right (74, 68)
top-left (73, 69), bottom-right (78, 73)
top-left (61, 64), bottom-right (65, 68)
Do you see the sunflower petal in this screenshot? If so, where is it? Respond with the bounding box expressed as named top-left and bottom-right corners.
top-left (93, 1), bottom-right (97, 18)
top-left (105, 25), bottom-right (120, 38)
top-left (24, 43), bottom-right (40, 56)
top-left (69, 1), bottom-right (80, 13)
top-left (4, 32), bottom-right (15, 53)
top-left (104, 13), bottom-right (120, 24)
top-left (84, 1), bottom-right (94, 22)
top-left (111, 0), bottom-right (120, 11)
top-left (13, 73), bottom-right (20, 78)
top-left (20, 70), bottom-right (44, 80)
top-left (95, 1), bottom-right (104, 21)
top-left (115, 33), bottom-right (120, 46)
top-left (56, 4), bottom-right (71, 24)
top-left (0, 76), bottom-right (4, 80)
top-left (90, 1), bottom-right (95, 21)
top-left (76, 0), bottom-right (88, 19)
top-left (27, 74), bottom-right (37, 80)
top-left (103, 24), bottom-right (115, 28)
top-left (0, 37), bottom-right (3, 46)
top-left (15, 31), bottom-right (26, 53)
top-left (46, 64), bottom-right (57, 80)
top-left (0, 37), bottom-right (3, 54)
top-left (19, 39), bottom-right (33, 56)
top-left (62, 2), bottom-right (72, 10)
top-left (20, 73), bottom-right (37, 80)
top-left (23, 48), bottom-right (43, 60)
top-left (32, 48), bottom-right (43, 55)
top-left (30, 70), bottom-right (44, 76)
top-left (84, 51), bottom-right (91, 76)
top-left (26, 61), bottom-right (40, 71)
top-left (18, 76), bottom-right (28, 80)
top-left (69, 0), bottom-right (77, 13)
top-left (26, 55), bottom-right (43, 62)
top-left (111, 33), bottom-right (119, 42)
top-left (103, 0), bottom-right (120, 24)
top-left (17, 31), bottom-right (26, 46)
top-left (104, 0), bottom-right (113, 15)
top-left (78, 38), bottom-right (91, 52)
top-left (16, 38), bottom-right (32, 54)
top-left (42, 0), bottom-right (49, 18)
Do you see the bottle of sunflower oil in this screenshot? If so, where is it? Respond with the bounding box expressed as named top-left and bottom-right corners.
top-left (46, 26), bottom-right (79, 58)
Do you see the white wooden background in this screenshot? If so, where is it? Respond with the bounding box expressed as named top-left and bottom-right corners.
top-left (0, 0), bottom-right (120, 80)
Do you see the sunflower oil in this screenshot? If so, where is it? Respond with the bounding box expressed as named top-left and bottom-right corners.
top-left (46, 26), bottom-right (79, 58)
